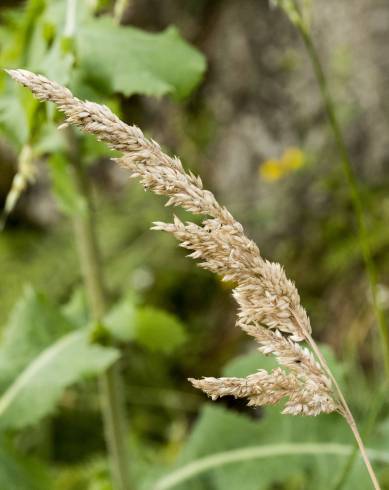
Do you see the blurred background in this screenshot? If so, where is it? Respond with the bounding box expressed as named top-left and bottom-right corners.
top-left (0, 1), bottom-right (388, 489)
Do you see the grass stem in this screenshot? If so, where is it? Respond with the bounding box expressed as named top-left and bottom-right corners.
top-left (67, 128), bottom-right (132, 490)
top-left (292, 3), bottom-right (389, 379)
top-left (332, 380), bottom-right (387, 490)
top-left (306, 333), bottom-right (381, 490)
top-left (278, 3), bottom-right (388, 486)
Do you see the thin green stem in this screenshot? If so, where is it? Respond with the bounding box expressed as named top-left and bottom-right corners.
top-left (281, 5), bottom-right (386, 487)
top-left (305, 331), bottom-right (381, 490)
top-left (292, 6), bottom-right (389, 380)
top-left (66, 128), bottom-right (132, 490)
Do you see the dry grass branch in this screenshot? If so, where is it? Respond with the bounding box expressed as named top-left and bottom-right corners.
top-left (6, 68), bottom-right (337, 416)
top-left (6, 68), bottom-right (381, 489)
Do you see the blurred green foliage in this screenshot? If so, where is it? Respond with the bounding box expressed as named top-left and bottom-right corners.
top-left (0, 1), bottom-right (388, 490)
top-left (0, 0), bottom-right (205, 488)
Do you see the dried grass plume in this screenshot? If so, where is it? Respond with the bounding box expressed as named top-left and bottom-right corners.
top-left (7, 68), bottom-right (382, 490)
top-left (6, 68), bottom-right (339, 417)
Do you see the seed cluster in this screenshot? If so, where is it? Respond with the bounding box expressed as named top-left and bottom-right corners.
top-left (7, 69), bottom-right (339, 416)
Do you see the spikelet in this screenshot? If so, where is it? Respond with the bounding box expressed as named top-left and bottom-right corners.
top-left (7, 69), bottom-right (340, 416)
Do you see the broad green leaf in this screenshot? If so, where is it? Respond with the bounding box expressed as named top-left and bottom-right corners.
top-left (48, 153), bottom-right (87, 216)
top-left (0, 287), bottom-right (75, 391)
top-left (147, 353), bottom-right (372, 490)
top-left (76, 18), bottom-right (206, 99)
top-left (38, 40), bottom-right (74, 85)
top-left (24, 0), bottom-right (85, 85)
top-left (104, 298), bottom-right (187, 354)
top-left (134, 306), bottom-right (187, 354)
top-left (153, 404), bottom-right (370, 490)
top-left (0, 2), bottom-right (205, 154)
top-left (0, 330), bottom-right (119, 430)
top-left (151, 440), bottom-right (389, 490)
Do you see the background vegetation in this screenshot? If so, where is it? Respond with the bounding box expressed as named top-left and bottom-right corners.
top-left (0, 1), bottom-right (388, 489)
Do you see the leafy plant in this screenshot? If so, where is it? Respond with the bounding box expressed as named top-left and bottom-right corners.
top-left (0, 1), bottom-right (204, 489)
top-left (0, 287), bottom-right (75, 390)
top-left (149, 353), bottom-right (387, 490)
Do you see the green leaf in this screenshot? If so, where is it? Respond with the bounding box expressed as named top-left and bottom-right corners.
top-left (38, 40), bottom-right (74, 85)
top-left (0, 330), bottom-right (119, 430)
top-left (48, 153), bottom-right (87, 217)
top-left (147, 352), bottom-right (372, 490)
top-left (151, 441), bottom-right (389, 490)
top-left (0, 83), bottom-right (29, 147)
top-left (25, 0), bottom-right (86, 85)
top-left (152, 404), bottom-right (371, 490)
top-left (0, 287), bottom-right (75, 391)
top-left (104, 297), bottom-right (187, 353)
top-left (134, 306), bottom-right (187, 354)
top-left (104, 294), bottom-right (137, 343)
top-left (76, 18), bottom-right (206, 99)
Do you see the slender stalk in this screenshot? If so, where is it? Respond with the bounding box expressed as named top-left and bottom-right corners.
top-left (306, 333), bottom-right (381, 490)
top-left (333, 381), bottom-right (387, 490)
top-left (344, 417), bottom-right (381, 490)
top-left (280, 4), bottom-right (386, 487)
top-left (66, 129), bottom-right (131, 490)
top-left (289, 0), bottom-right (389, 380)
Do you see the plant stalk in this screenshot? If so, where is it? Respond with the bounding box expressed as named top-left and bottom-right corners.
top-left (292, 6), bottom-right (389, 380)
top-left (333, 380), bottom-right (387, 490)
top-left (281, 4), bottom-right (387, 486)
top-left (306, 333), bottom-right (381, 490)
top-left (295, 19), bottom-right (386, 490)
top-left (66, 129), bottom-right (131, 490)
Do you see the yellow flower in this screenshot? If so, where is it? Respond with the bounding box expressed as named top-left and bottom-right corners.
top-left (282, 147), bottom-right (304, 170)
top-left (259, 147), bottom-right (305, 182)
top-left (259, 159), bottom-right (284, 182)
